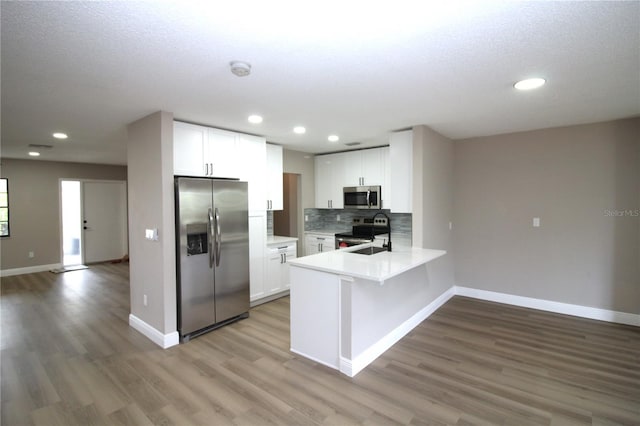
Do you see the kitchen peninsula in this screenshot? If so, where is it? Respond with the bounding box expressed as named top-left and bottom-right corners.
top-left (288, 245), bottom-right (446, 377)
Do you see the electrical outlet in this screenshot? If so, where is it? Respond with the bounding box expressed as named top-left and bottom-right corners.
top-left (143, 294), bottom-right (148, 306)
top-left (533, 217), bottom-right (540, 227)
top-left (28, 251), bottom-right (35, 258)
top-left (304, 215), bottom-right (309, 222)
top-left (337, 214), bottom-right (341, 221)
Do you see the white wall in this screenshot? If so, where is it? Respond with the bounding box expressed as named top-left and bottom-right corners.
top-left (453, 118), bottom-right (640, 314)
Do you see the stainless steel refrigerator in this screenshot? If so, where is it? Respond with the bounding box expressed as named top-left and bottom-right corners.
top-left (175, 177), bottom-right (249, 341)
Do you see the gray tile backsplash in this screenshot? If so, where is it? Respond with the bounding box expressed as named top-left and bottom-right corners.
top-left (266, 210), bottom-right (273, 236)
top-left (304, 208), bottom-right (412, 245)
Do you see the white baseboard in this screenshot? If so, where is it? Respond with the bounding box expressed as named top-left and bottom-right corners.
top-left (250, 289), bottom-right (290, 307)
top-left (455, 286), bottom-right (640, 327)
top-left (1, 263), bottom-right (62, 277)
top-left (129, 314), bottom-right (179, 348)
top-left (343, 286), bottom-right (457, 377)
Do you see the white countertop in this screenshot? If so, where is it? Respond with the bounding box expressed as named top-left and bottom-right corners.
top-left (288, 244), bottom-right (446, 282)
top-left (266, 235), bottom-right (298, 245)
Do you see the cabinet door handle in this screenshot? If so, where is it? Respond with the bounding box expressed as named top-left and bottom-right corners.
top-left (283, 253), bottom-right (287, 263)
top-left (204, 163), bottom-right (208, 175)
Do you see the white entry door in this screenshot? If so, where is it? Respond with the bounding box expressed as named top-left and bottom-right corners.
top-left (83, 181), bottom-right (128, 263)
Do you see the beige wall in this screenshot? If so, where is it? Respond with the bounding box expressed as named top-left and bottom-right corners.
top-left (412, 125), bottom-right (456, 296)
top-left (273, 173), bottom-right (299, 237)
top-left (127, 111), bottom-right (177, 334)
top-left (0, 159), bottom-right (127, 270)
top-left (453, 118), bottom-right (640, 314)
top-left (282, 149), bottom-right (315, 252)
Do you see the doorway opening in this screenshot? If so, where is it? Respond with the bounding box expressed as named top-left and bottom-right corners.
top-left (60, 179), bottom-right (128, 267)
top-left (273, 173), bottom-right (302, 255)
top-left (61, 180), bottom-right (83, 266)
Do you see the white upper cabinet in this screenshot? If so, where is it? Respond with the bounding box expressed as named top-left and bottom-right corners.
top-left (205, 128), bottom-right (238, 178)
top-left (173, 122), bottom-right (207, 176)
top-left (389, 130), bottom-right (413, 213)
top-left (266, 144), bottom-right (283, 211)
top-left (315, 147), bottom-right (388, 209)
top-left (342, 148), bottom-right (386, 187)
top-left (360, 147), bottom-right (386, 186)
top-left (173, 121), bottom-right (239, 178)
top-left (315, 153), bottom-right (344, 209)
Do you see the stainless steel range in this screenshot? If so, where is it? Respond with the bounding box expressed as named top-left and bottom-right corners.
top-left (335, 216), bottom-right (390, 249)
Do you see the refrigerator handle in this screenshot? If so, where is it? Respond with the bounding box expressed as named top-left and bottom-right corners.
top-left (215, 207), bottom-right (221, 267)
top-left (208, 208), bottom-right (214, 269)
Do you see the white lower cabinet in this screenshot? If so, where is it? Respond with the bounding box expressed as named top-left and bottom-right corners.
top-left (266, 243), bottom-right (297, 294)
top-left (251, 235), bottom-right (298, 304)
top-left (305, 234), bottom-right (336, 256)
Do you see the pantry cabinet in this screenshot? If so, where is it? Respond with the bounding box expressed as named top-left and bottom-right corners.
top-left (238, 134), bottom-right (266, 215)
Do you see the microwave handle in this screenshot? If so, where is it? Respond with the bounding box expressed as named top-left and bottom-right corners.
top-left (366, 190), bottom-right (371, 207)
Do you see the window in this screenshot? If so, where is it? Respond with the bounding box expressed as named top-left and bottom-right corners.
top-left (0, 178), bottom-right (9, 237)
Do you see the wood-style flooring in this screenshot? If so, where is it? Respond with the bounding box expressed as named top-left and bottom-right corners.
top-left (1, 263), bottom-right (638, 425)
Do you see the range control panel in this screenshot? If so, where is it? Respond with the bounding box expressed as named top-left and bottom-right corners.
top-left (352, 216), bottom-right (388, 227)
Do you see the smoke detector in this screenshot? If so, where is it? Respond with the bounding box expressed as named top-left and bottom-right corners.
top-left (230, 61), bottom-right (251, 77)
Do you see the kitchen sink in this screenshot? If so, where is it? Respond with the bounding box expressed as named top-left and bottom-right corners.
top-left (350, 246), bottom-right (388, 255)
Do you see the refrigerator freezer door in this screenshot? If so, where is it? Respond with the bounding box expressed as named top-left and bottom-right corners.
top-left (176, 178), bottom-right (216, 336)
top-left (212, 180), bottom-right (249, 323)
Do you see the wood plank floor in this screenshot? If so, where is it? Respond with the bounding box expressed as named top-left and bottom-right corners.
top-left (1, 263), bottom-right (638, 425)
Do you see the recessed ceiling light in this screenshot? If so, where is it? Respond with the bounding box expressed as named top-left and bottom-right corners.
top-left (293, 126), bottom-right (306, 134)
top-left (28, 151), bottom-right (41, 157)
top-left (248, 115), bottom-right (263, 124)
top-left (53, 132), bottom-right (68, 139)
top-left (328, 135), bottom-right (339, 142)
top-left (514, 78), bottom-right (546, 90)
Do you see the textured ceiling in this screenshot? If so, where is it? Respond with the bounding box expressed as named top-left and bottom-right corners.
top-left (1, 1), bottom-right (639, 165)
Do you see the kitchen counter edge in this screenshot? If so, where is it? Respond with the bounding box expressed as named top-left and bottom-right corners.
top-left (288, 245), bottom-right (446, 282)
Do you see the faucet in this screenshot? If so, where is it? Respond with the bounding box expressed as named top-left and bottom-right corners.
top-left (371, 211), bottom-right (392, 252)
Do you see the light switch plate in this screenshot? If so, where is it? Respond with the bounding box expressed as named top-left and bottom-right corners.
top-left (533, 217), bottom-right (540, 227)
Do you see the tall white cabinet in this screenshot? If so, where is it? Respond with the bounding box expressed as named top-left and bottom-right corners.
top-left (266, 144), bottom-right (283, 211)
top-left (389, 130), bottom-right (413, 213)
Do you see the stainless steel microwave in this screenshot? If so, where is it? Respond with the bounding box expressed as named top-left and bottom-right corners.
top-left (343, 185), bottom-right (382, 209)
